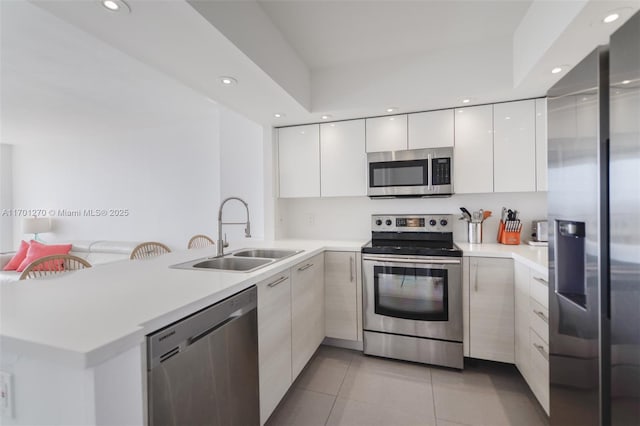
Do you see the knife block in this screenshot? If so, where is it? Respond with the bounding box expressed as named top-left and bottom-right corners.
top-left (497, 220), bottom-right (522, 245)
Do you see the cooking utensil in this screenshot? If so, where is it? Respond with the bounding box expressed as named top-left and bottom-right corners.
top-left (483, 210), bottom-right (492, 220)
top-left (460, 207), bottom-right (472, 221)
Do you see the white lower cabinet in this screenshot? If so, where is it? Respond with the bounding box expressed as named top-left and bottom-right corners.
top-left (514, 261), bottom-right (550, 415)
top-left (324, 251), bottom-right (360, 341)
top-left (515, 261), bottom-right (531, 377)
top-left (257, 271), bottom-right (292, 425)
top-left (468, 257), bottom-right (515, 363)
top-left (291, 253), bottom-right (325, 380)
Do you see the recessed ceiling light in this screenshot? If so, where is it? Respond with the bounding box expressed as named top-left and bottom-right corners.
top-left (273, 113), bottom-right (285, 118)
top-left (505, 116), bottom-right (511, 120)
top-left (462, 99), bottom-right (470, 104)
top-left (101, 0), bottom-right (130, 13)
top-left (321, 114), bottom-right (332, 120)
top-left (622, 80), bottom-right (631, 84)
top-left (458, 109), bottom-right (464, 113)
top-left (603, 13), bottom-right (620, 23)
top-left (219, 76), bottom-right (237, 85)
top-left (330, 124), bottom-right (335, 127)
top-left (551, 67), bottom-right (563, 74)
top-left (386, 107), bottom-right (398, 113)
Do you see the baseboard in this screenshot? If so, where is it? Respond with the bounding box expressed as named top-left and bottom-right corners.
top-left (322, 337), bottom-right (364, 351)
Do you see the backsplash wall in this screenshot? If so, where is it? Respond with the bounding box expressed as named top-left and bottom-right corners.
top-left (277, 192), bottom-right (547, 243)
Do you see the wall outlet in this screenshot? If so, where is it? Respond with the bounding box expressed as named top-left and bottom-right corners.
top-left (305, 213), bottom-right (315, 226)
top-left (0, 371), bottom-right (13, 418)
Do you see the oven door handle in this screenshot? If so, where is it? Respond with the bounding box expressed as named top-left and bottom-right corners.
top-left (362, 255), bottom-right (461, 265)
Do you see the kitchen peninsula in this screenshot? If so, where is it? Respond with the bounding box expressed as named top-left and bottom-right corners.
top-left (0, 240), bottom-right (547, 425)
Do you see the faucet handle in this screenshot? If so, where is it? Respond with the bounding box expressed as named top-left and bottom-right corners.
top-left (223, 233), bottom-right (229, 248)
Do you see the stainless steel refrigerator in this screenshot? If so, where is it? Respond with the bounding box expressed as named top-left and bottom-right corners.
top-left (547, 11), bottom-right (639, 426)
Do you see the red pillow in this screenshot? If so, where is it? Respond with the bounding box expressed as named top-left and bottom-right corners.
top-left (16, 241), bottom-right (72, 272)
top-left (2, 240), bottom-right (31, 271)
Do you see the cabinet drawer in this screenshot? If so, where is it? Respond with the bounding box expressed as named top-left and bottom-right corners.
top-left (529, 273), bottom-right (549, 309)
top-left (529, 298), bottom-right (549, 344)
top-left (529, 329), bottom-right (550, 414)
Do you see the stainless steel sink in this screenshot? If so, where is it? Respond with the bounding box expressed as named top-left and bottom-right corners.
top-left (191, 257), bottom-right (273, 272)
top-left (170, 248), bottom-right (304, 273)
top-left (233, 249), bottom-right (301, 259)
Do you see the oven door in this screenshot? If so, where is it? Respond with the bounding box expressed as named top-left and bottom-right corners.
top-left (363, 254), bottom-right (462, 342)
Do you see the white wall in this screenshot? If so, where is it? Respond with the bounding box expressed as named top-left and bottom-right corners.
top-left (219, 108), bottom-right (265, 241)
top-left (11, 114), bottom-right (220, 250)
top-left (277, 192), bottom-right (547, 243)
top-left (2, 0), bottom-right (269, 251)
top-left (0, 144), bottom-right (14, 251)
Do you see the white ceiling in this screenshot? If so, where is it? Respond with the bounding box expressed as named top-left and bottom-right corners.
top-left (257, 0), bottom-right (533, 69)
top-left (2, 0), bottom-right (640, 132)
top-left (0, 0), bottom-right (220, 146)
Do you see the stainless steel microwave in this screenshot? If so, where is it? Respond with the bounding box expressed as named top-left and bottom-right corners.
top-left (367, 147), bottom-right (454, 197)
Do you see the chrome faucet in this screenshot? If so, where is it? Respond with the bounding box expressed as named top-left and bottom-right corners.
top-left (217, 197), bottom-right (251, 256)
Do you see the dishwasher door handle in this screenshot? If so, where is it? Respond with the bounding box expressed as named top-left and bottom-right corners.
top-left (187, 309), bottom-right (243, 346)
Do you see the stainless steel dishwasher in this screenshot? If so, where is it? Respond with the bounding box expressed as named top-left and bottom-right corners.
top-left (147, 286), bottom-right (259, 426)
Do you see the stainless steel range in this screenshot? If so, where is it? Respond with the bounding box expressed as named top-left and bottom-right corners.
top-left (362, 214), bottom-right (463, 369)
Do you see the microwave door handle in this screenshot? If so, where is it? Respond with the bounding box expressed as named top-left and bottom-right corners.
top-left (427, 152), bottom-right (432, 189)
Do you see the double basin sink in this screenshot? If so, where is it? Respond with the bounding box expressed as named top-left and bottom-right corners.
top-left (171, 248), bottom-right (303, 273)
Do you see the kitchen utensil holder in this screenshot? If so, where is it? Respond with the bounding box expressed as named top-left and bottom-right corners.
top-left (468, 222), bottom-right (483, 244)
top-left (497, 220), bottom-right (522, 245)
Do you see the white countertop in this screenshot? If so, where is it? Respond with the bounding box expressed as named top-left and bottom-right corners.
top-left (456, 242), bottom-right (548, 275)
top-left (1, 238), bottom-right (547, 369)
top-left (0, 239), bottom-right (365, 368)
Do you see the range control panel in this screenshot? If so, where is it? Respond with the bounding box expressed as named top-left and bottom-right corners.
top-left (371, 214), bottom-right (453, 233)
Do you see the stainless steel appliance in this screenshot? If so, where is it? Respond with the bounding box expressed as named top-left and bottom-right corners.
top-left (147, 286), bottom-right (259, 426)
top-left (362, 214), bottom-right (463, 369)
top-left (548, 11), bottom-right (639, 425)
top-left (367, 147), bottom-right (453, 197)
top-left (531, 220), bottom-right (548, 242)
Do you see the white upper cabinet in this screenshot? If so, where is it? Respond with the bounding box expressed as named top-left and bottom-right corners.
top-left (493, 100), bottom-right (536, 192)
top-left (365, 115), bottom-right (407, 153)
top-left (278, 124), bottom-right (320, 198)
top-left (454, 105), bottom-right (494, 193)
top-left (408, 109), bottom-right (454, 149)
top-left (535, 98), bottom-right (548, 191)
top-left (320, 120), bottom-right (367, 197)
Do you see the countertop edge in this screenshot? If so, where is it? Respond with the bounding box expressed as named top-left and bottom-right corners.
top-left (1, 241), bottom-right (365, 369)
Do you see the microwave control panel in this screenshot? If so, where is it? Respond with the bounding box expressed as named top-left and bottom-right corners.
top-left (431, 158), bottom-right (451, 186)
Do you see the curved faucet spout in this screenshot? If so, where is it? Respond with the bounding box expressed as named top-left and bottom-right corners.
top-left (217, 197), bottom-right (251, 256)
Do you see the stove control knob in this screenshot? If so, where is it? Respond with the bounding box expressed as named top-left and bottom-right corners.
top-left (375, 219), bottom-right (382, 226)
top-left (440, 219), bottom-right (448, 227)
top-left (429, 219), bottom-right (437, 227)
top-left (385, 219), bottom-right (392, 226)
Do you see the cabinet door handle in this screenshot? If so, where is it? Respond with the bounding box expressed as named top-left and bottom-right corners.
top-left (267, 276), bottom-right (287, 288)
top-left (534, 309), bottom-right (548, 324)
top-left (533, 276), bottom-right (548, 286)
top-left (297, 263), bottom-right (313, 272)
top-left (473, 261), bottom-right (479, 292)
top-left (534, 343), bottom-right (549, 361)
top-left (350, 256), bottom-right (354, 282)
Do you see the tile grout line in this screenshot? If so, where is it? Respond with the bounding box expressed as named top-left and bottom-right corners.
top-left (429, 367), bottom-right (440, 426)
top-left (324, 352), bottom-right (356, 426)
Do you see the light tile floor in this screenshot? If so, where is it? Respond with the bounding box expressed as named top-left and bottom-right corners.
top-left (266, 345), bottom-right (549, 426)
